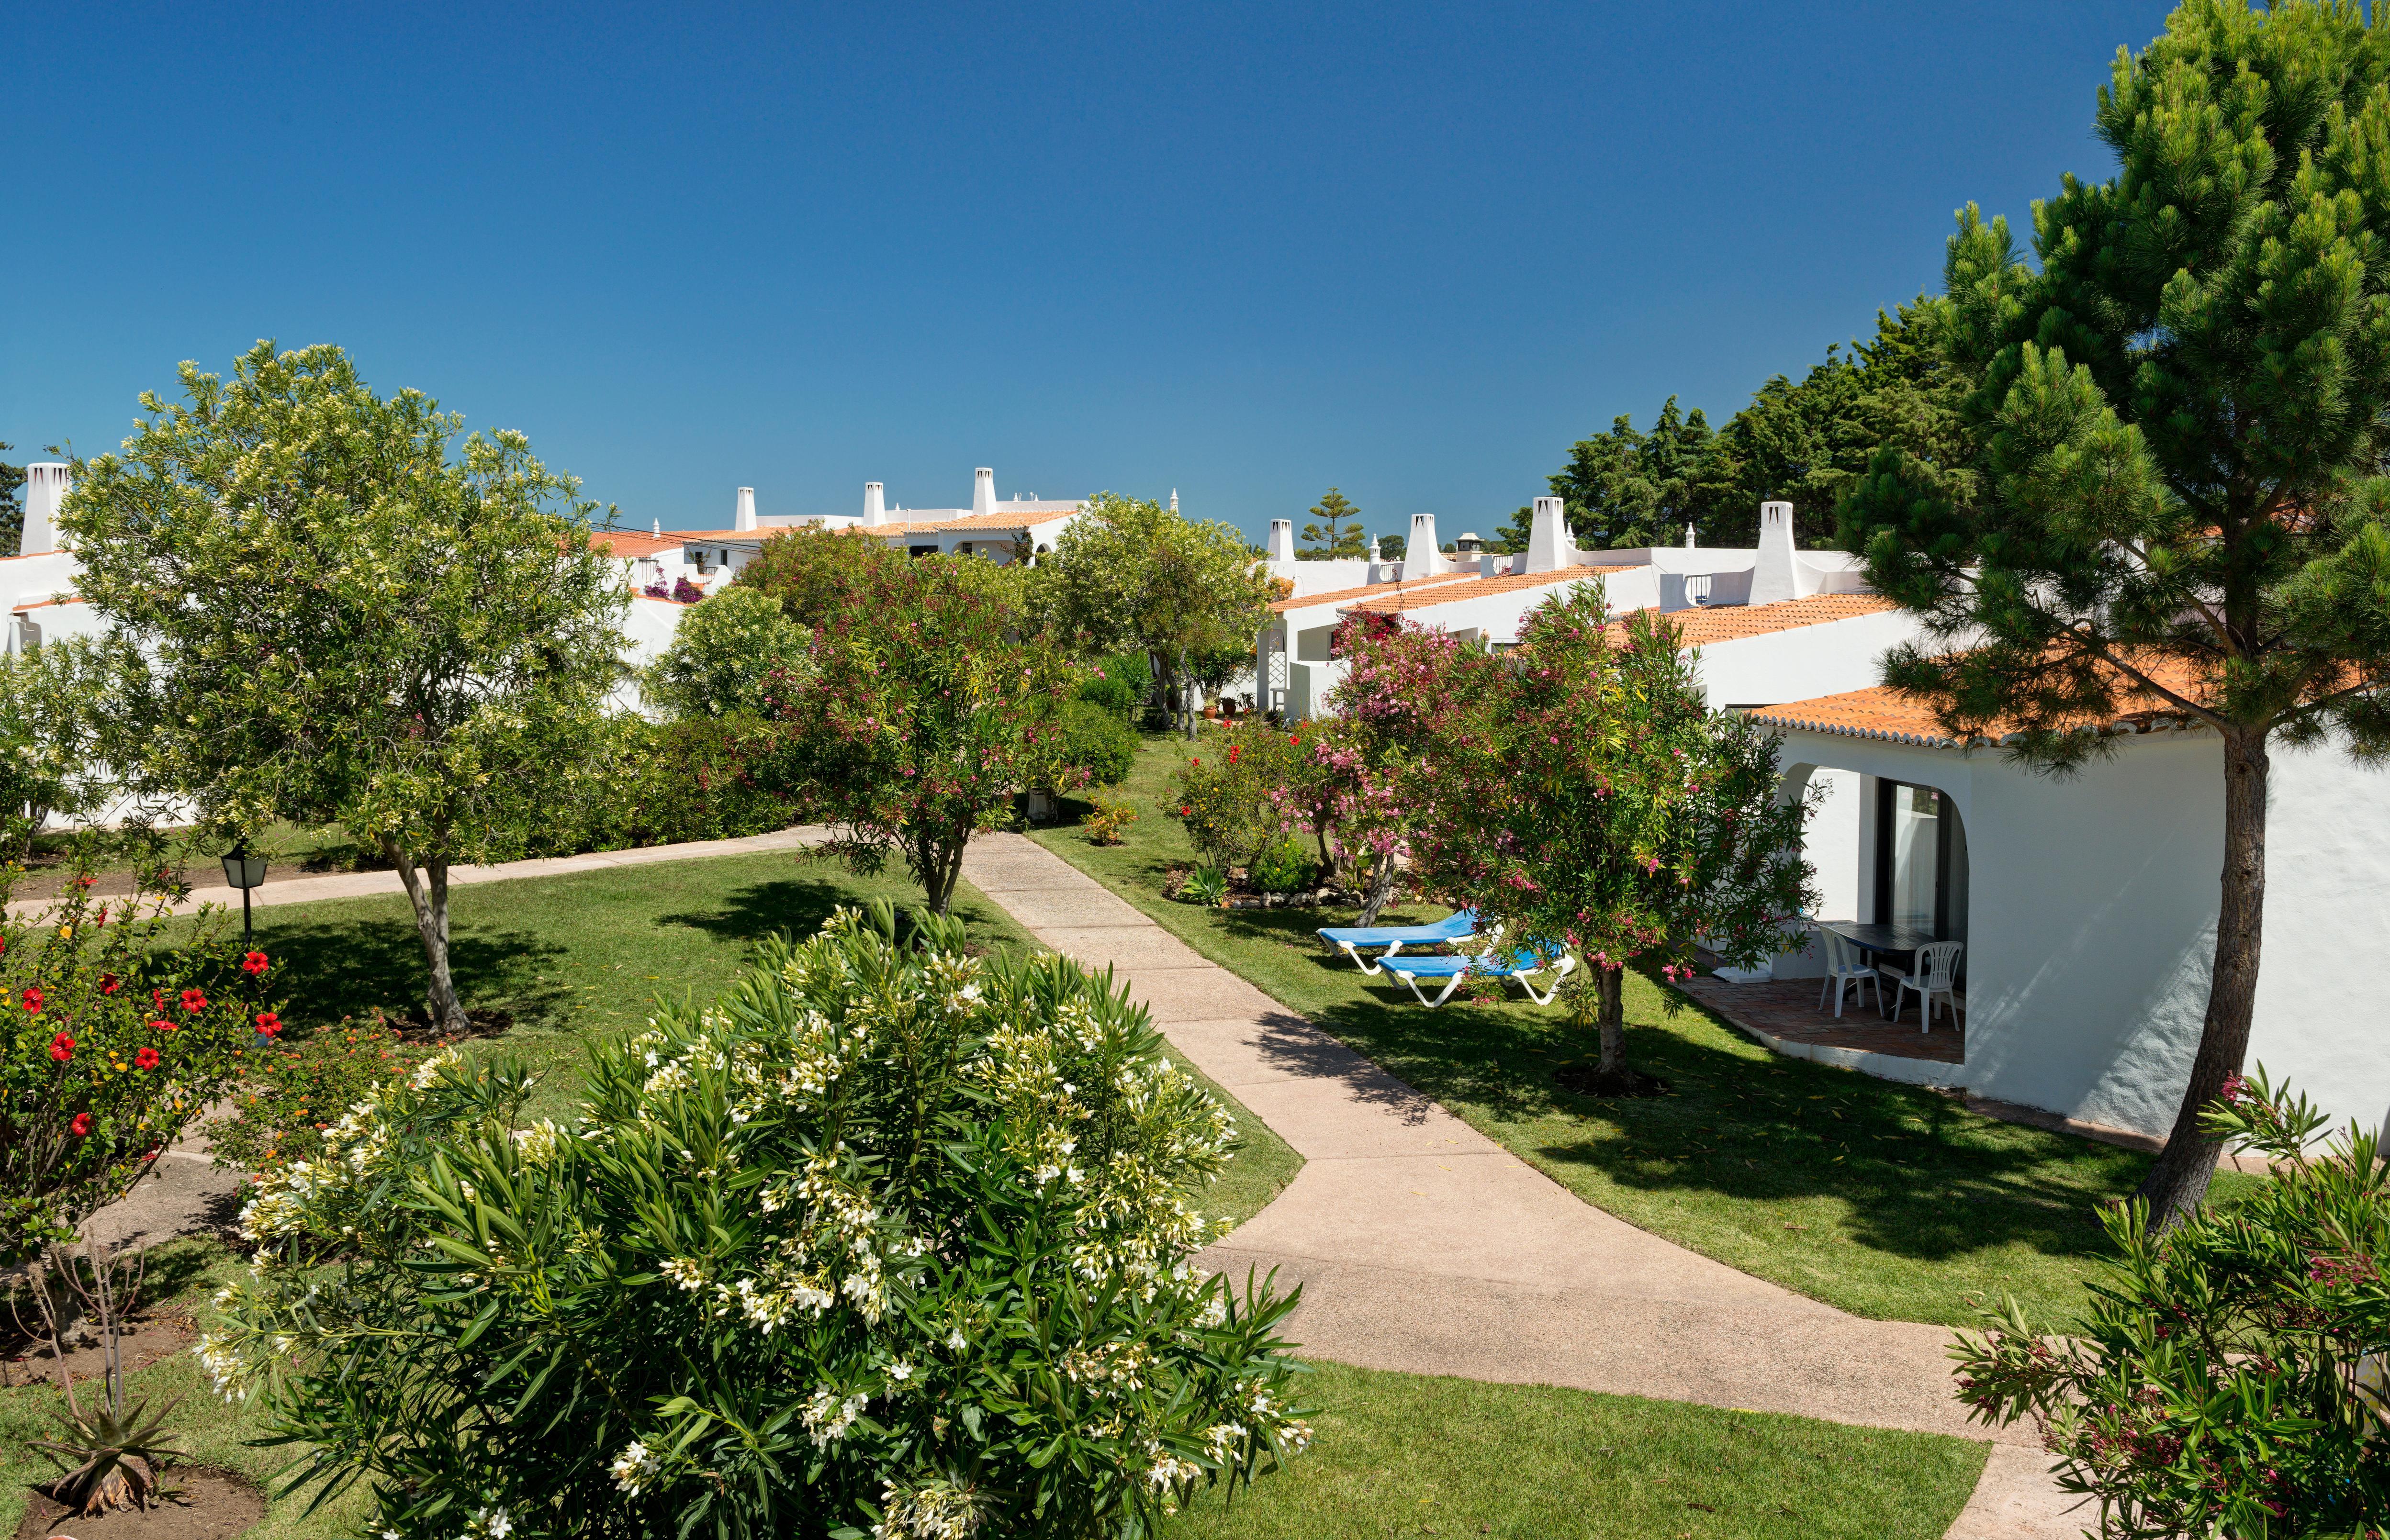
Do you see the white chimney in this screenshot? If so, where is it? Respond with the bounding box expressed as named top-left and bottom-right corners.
top-left (973, 467), bottom-right (995, 517)
top-left (1684, 522), bottom-right (1697, 550)
top-left (1268, 518), bottom-right (1295, 563)
top-left (22, 463), bottom-right (67, 556)
top-left (1525, 495), bottom-right (1571, 574)
top-left (1170, 488), bottom-right (1179, 513)
top-left (652, 519), bottom-right (661, 536)
top-left (1750, 501), bottom-right (1798, 605)
top-left (1406, 513), bottom-right (1447, 578)
top-left (864, 482), bottom-right (886, 526)
top-left (734, 487), bottom-right (757, 532)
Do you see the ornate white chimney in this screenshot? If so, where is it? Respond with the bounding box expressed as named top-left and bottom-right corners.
top-left (864, 482), bottom-right (886, 526)
top-left (22, 464), bottom-right (68, 556)
top-left (1406, 513), bottom-right (1447, 578)
top-left (1267, 518), bottom-right (1295, 563)
top-left (973, 467), bottom-right (995, 517)
top-left (1525, 495), bottom-right (1571, 574)
top-left (1750, 501), bottom-right (1797, 605)
top-left (734, 487), bottom-right (757, 532)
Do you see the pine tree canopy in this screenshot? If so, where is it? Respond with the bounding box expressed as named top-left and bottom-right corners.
top-left (1299, 486), bottom-right (1369, 560)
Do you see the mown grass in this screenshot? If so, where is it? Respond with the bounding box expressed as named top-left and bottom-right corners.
top-left (1174, 1360), bottom-right (1986, 1540)
top-left (1031, 731), bottom-right (2256, 1328)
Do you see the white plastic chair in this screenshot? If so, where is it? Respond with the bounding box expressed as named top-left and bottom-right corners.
top-left (1883, 941), bottom-right (1964, 1030)
top-left (1815, 928), bottom-right (1881, 1019)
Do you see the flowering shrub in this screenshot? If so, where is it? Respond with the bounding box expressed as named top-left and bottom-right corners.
top-left (766, 555), bottom-right (1084, 914)
top-left (1953, 1069), bottom-right (2390, 1537)
top-left (1, 870), bottom-right (278, 1262)
top-left (203, 1015), bottom-right (429, 1175)
top-left (205, 903), bottom-right (1307, 1540)
top-left (1247, 838), bottom-right (1315, 895)
top-left (1167, 724), bottom-right (1301, 870)
top-left (672, 575), bottom-right (706, 604)
top-left (1335, 585), bottom-right (1815, 1087)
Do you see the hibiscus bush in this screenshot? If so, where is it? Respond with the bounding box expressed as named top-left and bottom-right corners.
top-left (0, 868), bottom-right (279, 1263)
top-left (206, 902), bottom-right (1308, 1540)
top-left (1167, 723), bottom-right (1302, 870)
top-left (203, 1014), bottom-right (428, 1175)
top-left (1953, 1069), bottom-right (2390, 1538)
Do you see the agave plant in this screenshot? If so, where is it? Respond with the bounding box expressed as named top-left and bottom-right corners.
top-left (11, 1240), bottom-right (182, 1515)
top-left (32, 1393), bottom-right (181, 1514)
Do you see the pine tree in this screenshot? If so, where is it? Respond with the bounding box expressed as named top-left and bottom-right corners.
top-left (1299, 488), bottom-right (1368, 559)
top-left (1840, 0), bottom-right (2390, 1227)
top-left (0, 445), bottom-right (23, 558)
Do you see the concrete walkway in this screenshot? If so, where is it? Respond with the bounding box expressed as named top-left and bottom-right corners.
top-left (957, 833), bottom-right (2082, 1540)
top-left (11, 827), bottom-right (830, 921)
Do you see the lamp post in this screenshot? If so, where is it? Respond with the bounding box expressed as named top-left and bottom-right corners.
top-left (220, 842), bottom-right (269, 946)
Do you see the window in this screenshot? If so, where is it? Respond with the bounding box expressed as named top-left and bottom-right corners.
top-left (1889, 784), bottom-right (1940, 929)
top-left (909, 544), bottom-right (939, 558)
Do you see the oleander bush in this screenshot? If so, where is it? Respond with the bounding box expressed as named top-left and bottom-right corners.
top-left (1055, 700), bottom-right (1138, 790)
top-left (1954, 1069), bottom-right (2390, 1538)
top-left (207, 903), bottom-right (1308, 1540)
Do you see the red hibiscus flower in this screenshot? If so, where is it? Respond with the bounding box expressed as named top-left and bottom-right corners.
top-left (48, 1032), bottom-right (72, 1062)
top-left (21, 986), bottom-right (42, 1014)
top-left (135, 1046), bottom-right (161, 1070)
top-left (255, 1012), bottom-right (282, 1038)
top-left (180, 988), bottom-right (207, 1013)
top-left (75, 875), bottom-right (95, 890)
top-left (152, 987), bottom-right (166, 1012)
top-left (99, 972), bottom-right (121, 995)
top-left (70, 1113), bottom-right (90, 1137)
top-left (242, 951), bottom-right (269, 977)
top-left (150, 1018), bottom-right (175, 1034)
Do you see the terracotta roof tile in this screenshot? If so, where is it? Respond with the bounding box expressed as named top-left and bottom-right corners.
top-left (1343, 565), bottom-right (1641, 615)
top-left (1270, 571), bottom-right (1475, 614)
top-left (1607, 593), bottom-right (1896, 647)
top-left (587, 530), bottom-right (686, 559)
top-left (1750, 654), bottom-right (2214, 750)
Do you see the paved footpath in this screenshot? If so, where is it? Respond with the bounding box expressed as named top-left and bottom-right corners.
top-left (11, 827), bottom-right (830, 921)
top-left (958, 833), bottom-right (2081, 1540)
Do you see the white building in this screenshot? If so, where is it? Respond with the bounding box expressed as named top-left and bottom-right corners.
top-left (1747, 671), bottom-right (2390, 1143)
top-left (1257, 496), bottom-right (1890, 720)
top-left (664, 469), bottom-right (1087, 585)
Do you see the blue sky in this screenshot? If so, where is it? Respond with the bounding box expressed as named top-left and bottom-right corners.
top-left (6, 1), bottom-right (2163, 545)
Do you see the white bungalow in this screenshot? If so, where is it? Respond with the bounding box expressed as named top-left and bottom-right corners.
top-left (1744, 674), bottom-right (2390, 1143)
top-left (665, 469), bottom-right (1087, 582)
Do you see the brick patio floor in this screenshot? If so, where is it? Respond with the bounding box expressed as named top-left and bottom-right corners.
top-left (1676, 974), bottom-right (1965, 1065)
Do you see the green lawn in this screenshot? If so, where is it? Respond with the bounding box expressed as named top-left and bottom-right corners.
top-left (1032, 732), bottom-right (2255, 1328)
top-left (1175, 1361), bottom-right (1984, 1540)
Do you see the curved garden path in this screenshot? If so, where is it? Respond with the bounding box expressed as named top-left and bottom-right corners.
top-left (958, 833), bottom-right (2083, 1540)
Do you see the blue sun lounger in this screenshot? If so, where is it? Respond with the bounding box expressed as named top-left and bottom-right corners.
top-left (1382, 946), bottom-right (1575, 1008)
top-left (1317, 908), bottom-right (1479, 974)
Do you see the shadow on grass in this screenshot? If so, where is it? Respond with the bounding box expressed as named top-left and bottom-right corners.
top-left (259, 918), bottom-right (572, 1033)
top-left (1212, 902), bottom-right (2143, 1270)
top-left (658, 876), bottom-right (1026, 956)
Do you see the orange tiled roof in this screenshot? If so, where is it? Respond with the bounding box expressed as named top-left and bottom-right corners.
top-left (1751, 654), bottom-right (2214, 750)
top-left (870, 509), bottom-right (1077, 536)
top-left (1608, 593), bottom-right (1897, 647)
top-left (1270, 571), bottom-right (1475, 614)
top-left (588, 530), bottom-right (686, 559)
top-left (1343, 565), bottom-right (1640, 615)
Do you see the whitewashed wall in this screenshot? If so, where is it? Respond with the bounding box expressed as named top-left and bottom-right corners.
top-left (1772, 726), bottom-right (2390, 1141)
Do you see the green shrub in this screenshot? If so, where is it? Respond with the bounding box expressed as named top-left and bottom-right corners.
top-left (1249, 838), bottom-right (1315, 895)
top-left (1082, 795), bottom-right (1138, 846)
top-left (1076, 654), bottom-right (1148, 722)
top-left (641, 585), bottom-right (811, 720)
top-left (207, 903), bottom-right (1308, 1540)
top-left (1056, 699), bottom-right (1137, 788)
top-left (1167, 723), bottom-right (1303, 869)
top-left (553, 714), bottom-right (797, 854)
top-left (1954, 1069), bottom-right (2390, 1536)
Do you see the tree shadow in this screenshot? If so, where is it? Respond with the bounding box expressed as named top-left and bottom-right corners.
top-left (657, 877), bottom-right (1026, 957)
top-left (259, 917), bottom-right (572, 1034)
top-left (1267, 942), bottom-right (2147, 1269)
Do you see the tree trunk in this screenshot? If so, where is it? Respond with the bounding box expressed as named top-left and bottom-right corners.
top-left (2133, 726), bottom-right (2269, 1228)
top-left (1180, 648), bottom-right (1197, 739)
top-left (383, 837), bottom-right (470, 1033)
top-left (916, 830), bottom-right (966, 917)
top-left (1355, 854), bottom-right (1399, 926)
top-left (1595, 966), bottom-right (1627, 1076)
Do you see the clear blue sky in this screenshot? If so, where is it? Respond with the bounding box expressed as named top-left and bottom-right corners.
top-left (6, 1), bottom-right (2163, 545)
